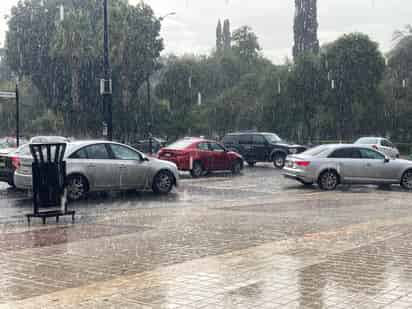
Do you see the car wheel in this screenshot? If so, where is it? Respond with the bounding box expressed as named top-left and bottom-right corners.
top-left (401, 170), bottom-right (412, 190)
top-left (153, 170), bottom-right (174, 194)
top-left (273, 153), bottom-right (286, 169)
top-left (232, 160), bottom-right (242, 175)
top-left (318, 170), bottom-right (339, 191)
top-left (190, 161), bottom-right (203, 178)
top-left (247, 161), bottom-right (256, 167)
top-left (66, 174), bottom-right (88, 201)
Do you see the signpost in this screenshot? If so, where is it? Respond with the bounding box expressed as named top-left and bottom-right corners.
top-left (0, 89), bottom-right (19, 147)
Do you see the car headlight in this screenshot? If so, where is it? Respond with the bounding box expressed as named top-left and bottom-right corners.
top-left (289, 148), bottom-right (298, 154)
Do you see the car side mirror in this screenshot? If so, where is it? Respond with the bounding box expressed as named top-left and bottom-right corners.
top-left (384, 157), bottom-right (390, 163)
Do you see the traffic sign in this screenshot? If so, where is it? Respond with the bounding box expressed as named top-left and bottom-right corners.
top-left (0, 91), bottom-right (16, 99)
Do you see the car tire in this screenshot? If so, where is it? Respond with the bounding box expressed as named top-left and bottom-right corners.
top-left (273, 153), bottom-right (286, 169)
top-left (247, 161), bottom-right (256, 167)
top-left (231, 160), bottom-right (242, 175)
top-left (152, 170), bottom-right (174, 194)
top-left (66, 174), bottom-right (88, 201)
top-left (401, 170), bottom-right (412, 190)
top-left (318, 170), bottom-right (339, 191)
top-left (190, 161), bottom-right (203, 178)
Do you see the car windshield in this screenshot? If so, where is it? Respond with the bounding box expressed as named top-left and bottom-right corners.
top-left (167, 139), bottom-right (195, 149)
top-left (263, 133), bottom-right (282, 143)
top-left (355, 138), bottom-right (379, 144)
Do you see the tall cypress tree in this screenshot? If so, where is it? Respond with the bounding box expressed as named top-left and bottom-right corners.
top-left (216, 19), bottom-right (223, 52)
top-left (293, 0), bottom-right (319, 59)
top-left (223, 19), bottom-right (231, 51)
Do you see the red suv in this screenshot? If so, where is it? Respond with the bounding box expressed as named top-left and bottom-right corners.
top-left (158, 138), bottom-right (243, 177)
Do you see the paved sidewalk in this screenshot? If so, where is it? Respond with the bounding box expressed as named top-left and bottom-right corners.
top-left (1, 168), bottom-right (412, 308)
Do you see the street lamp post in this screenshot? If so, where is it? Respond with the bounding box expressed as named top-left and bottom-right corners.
top-left (102, 0), bottom-right (113, 140)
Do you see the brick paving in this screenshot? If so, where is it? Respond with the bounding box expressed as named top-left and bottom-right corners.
top-left (0, 167), bottom-right (412, 308)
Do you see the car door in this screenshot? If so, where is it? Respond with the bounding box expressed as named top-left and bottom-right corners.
top-left (359, 148), bottom-right (398, 182)
top-left (209, 142), bottom-right (230, 170)
top-left (238, 134), bottom-right (254, 161)
top-left (196, 142), bottom-right (213, 171)
top-left (109, 144), bottom-right (151, 189)
top-left (328, 147), bottom-right (366, 183)
top-left (251, 134), bottom-right (269, 162)
top-left (81, 144), bottom-right (121, 189)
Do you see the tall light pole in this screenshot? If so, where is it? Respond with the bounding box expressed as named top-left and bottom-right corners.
top-left (102, 0), bottom-right (113, 140)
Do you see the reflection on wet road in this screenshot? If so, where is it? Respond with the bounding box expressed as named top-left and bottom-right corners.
top-left (1, 164), bottom-right (412, 308)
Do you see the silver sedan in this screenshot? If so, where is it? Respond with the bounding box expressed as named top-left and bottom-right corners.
top-left (283, 144), bottom-right (412, 190)
top-left (14, 141), bottom-right (179, 200)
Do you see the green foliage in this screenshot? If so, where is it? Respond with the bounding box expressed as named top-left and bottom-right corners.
top-left (4, 0), bottom-right (162, 139)
top-left (231, 26), bottom-right (261, 62)
top-left (324, 33), bottom-right (386, 139)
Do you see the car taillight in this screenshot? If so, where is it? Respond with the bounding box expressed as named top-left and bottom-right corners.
top-left (296, 161), bottom-right (310, 167)
top-left (372, 145), bottom-right (378, 150)
top-left (11, 157), bottom-right (20, 169)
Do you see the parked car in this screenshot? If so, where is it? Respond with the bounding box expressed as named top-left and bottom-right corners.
top-left (14, 141), bottom-right (179, 200)
top-left (0, 144), bottom-right (30, 187)
top-left (354, 137), bottom-right (400, 158)
top-left (222, 132), bottom-right (307, 168)
top-left (283, 144), bottom-right (412, 190)
top-left (157, 137), bottom-right (244, 177)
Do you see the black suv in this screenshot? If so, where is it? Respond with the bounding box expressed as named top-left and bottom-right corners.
top-left (222, 132), bottom-right (307, 168)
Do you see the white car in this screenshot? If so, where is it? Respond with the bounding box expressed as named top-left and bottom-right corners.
top-left (354, 137), bottom-right (400, 159)
top-left (14, 141), bottom-right (179, 200)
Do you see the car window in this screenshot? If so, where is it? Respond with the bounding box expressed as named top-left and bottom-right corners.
top-left (359, 148), bottom-right (385, 160)
top-left (381, 139), bottom-right (393, 148)
top-left (355, 138), bottom-right (378, 145)
top-left (302, 145), bottom-right (330, 157)
top-left (239, 134), bottom-right (252, 144)
top-left (329, 148), bottom-right (361, 159)
top-left (263, 133), bottom-right (281, 143)
top-left (15, 144), bottom-right (31, 156)
top-left (197, 143), bottom-right (209, 151)
top-left (167, 139), bottom-right (194, 149)
top-left (110, 144), bottom-right (141, 160)
top-left (70, 148), bottom-right (88, 159)
top-left (209, 142), bottom-right (225, 152)
top-left (84, 144), bottom-right (110, 159)
top-left (253, 135), bottom-right (267, 145)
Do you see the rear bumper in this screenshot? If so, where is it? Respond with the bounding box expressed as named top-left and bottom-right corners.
top-left (283, 167), bottom-right (315, 183)
top-left (158, 156), bottom-right (191, 171)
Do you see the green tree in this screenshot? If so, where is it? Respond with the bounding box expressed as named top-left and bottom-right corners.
top-left (223, 19), bottom-right (231, 51)
top-left (325, 33), bottom-right (385, 139)
top-left (231, 26), bottom-right (261, 62)
top-left (216, 19), bottom-right (223, 53)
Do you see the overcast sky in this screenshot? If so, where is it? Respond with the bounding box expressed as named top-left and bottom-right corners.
top-left (0, 0), bottom-right (411, 63)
